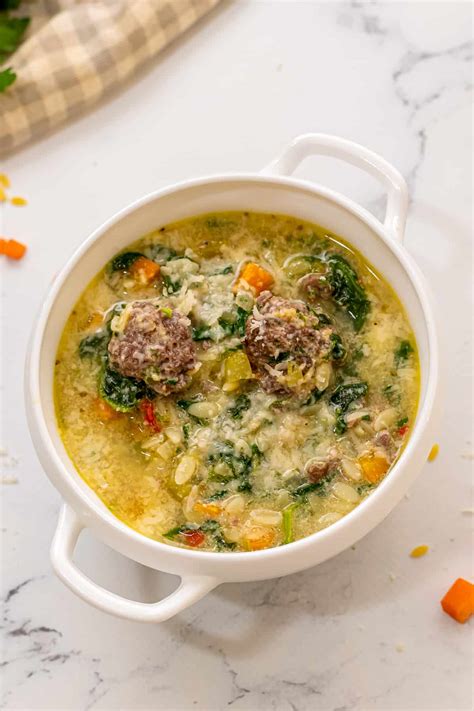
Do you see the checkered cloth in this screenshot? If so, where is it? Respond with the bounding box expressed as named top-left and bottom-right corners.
top-left (0, 0), bottom-right (220, 157)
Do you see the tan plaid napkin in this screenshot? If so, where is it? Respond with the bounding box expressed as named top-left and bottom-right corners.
top-left (0, 0), bottom-right (220, 157)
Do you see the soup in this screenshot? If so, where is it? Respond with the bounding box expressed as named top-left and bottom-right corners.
top-left (54, 212), bottom-right (419, 552)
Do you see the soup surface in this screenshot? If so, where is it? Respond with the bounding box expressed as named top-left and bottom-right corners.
top-left (55, 212), bottom-right (419, 552)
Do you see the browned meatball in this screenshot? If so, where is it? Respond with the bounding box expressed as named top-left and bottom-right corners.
top-left (108, 301), bottom-right (197, 395)
top-left (244, 291), bottom-right (333, 396)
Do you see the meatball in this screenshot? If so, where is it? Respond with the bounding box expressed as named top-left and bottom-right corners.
top-left (244, 291), bottom-right (334, 396)
top-left (108, 301), bottom-right (197, 395)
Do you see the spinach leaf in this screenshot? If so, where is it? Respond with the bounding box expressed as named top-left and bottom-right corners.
top-left (99, 366), bottom-right (147, 412)
top-left (0, 15), bottom-right (30, 63)
top-left (327, 254), bottom-right (370, 331)
top-left (227, 394), bottom-right (251, 419)
top-left (200, 519), bottom-right (236, 550)
top-left (162, 274), bottom-right (182, 294)
top-left (397, 417), bottom-right (408, 428)
top-left (218, 306), bottom-right (249, 338)
top-left (329, 333), bottom-right (346, 361)
top-left (163, 519), bottom-right (235, 550)
top-left (394, 340), bottom-right (414, 365)
top-left (147, 243), bottom-right (178, 264)
top-left (205, 490), bottom-right (228, 501)
top-left (0, 66), bottom-right (15, 92)
top-left (192, 325), bottom-right (213, 341)
top-left (207, 440), bottom-right (261, 492)
top-left (291, 471), bottom-right (336, 500)
top-left (329, 381), bottom-right (368, 434)
top-left (109, 251), bottom-right (144, 273)
top-left (78, 330), bottom-right (110, 360)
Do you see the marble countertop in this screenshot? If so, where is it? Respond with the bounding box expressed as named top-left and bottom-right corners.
top-left (1, 2), bottom-right (472, 709)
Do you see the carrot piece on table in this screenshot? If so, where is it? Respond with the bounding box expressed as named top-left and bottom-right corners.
top-left (11, 196), bottom-right (27, 207)
top-left (234, 262), bottom-right (274, 295)
top-left (0, 238), bottom-right (27, 260)
top-left (410, 545), bottom-right (429, 558)
top-left (358, 454), bottom-right (389, 483)
top-left (441, 578), bottom-right (474, 624)
top-left (129, 256), bottom-right (160, 284)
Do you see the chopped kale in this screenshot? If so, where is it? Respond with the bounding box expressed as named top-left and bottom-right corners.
top-left (291, 471), bottom-right (336, 500)
top-left (192, 325), bottom-right (213, 341)
top-left (162, 274), bottom-right (182, 294)
top-left (326, 254), bottom-right (370, 331)
top-left (109, 251), bottom-right (144, 273)
top-left (397, 417), bottom-right (408, 428)
top-left (147, 243), bottom-right (178, 264)
top-left (200, 519), bottom-right (236, 550)
top-left (329, 381), bottom-right (368, 434)
top-left (395, 340), bottom-right (414, 365)
top-left (329, 333), bottom-right (346, 361)
top-left (205, 490), bottom-right (228, 501)
top-left (207, 440), bottom-right (262, 492)
top-left (218, 306), bottom-right (249, 338)
top-left (99, 366), bottom-right (148, 412)
top-left (78, 330), bottom-right (110, 360)
top-left (227, 394), bottom-right (251, 419)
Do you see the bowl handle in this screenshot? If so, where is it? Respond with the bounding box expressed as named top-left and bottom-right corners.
top-left (262, 133), bottom-right (408, 243)
top-left (51, 505), bottom-right (218, 623)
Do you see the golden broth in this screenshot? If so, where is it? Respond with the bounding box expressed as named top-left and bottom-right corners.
top-left (55, 212), bottom-right (419, 552)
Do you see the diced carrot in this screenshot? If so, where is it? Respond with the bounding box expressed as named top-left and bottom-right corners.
top-left (194, 501), bottom-right (221, 517)
top-left (10, 196), bottom-right (27, 207)
top-left (428, 444), bottom-right (439, 462)
top-left (358, 454), bottom-right (389, 483)
top-left (129, 256), bottom-right (160, 284)
top-left (410, 545), bottom-right (429, 558)
top-left (244, 527), bottom-right (275, 551)
top-left (95, 398), bottom-right (119, 421)
top-left (87, 312), bottom-right (104, 330)
top-left (441, 578), bottom-right (474, 624)
top-left (0, 238), bottom-right (27, 260)
top-left (234, 262), bottom-right (274, 295)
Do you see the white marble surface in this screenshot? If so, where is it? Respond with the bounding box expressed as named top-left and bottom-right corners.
top-left (1, 2), bottom-right (473, 709)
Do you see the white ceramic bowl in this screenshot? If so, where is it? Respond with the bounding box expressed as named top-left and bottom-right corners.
top-left (25, 134), bottom-right (440, 622)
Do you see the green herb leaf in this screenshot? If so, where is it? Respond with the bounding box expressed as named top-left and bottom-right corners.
top-left (78, 330), bottom-right (109, 360)
top-left (192, 325), bottom-right (212, 341)
top-left (109, 251), bottom-right (144, 273)
top-left (99, 366), bottom-right (147, 412)
top-left (394, 340), bottom-right (414, 365)
top-left (327, 254), bottom-right (370, 331)
top-left (0, 16), bottom-right (30, 63)
top-left (218, 306), bottom-right (249, 338)
top-left (0, 66), bottom-right (16, 92)
top-left (227, 393), bottom-right (251, 419)
top-left (147, 243), bottom-right (177, 264)
top-left (329, 381), bottom-right (368, 434)
top-left (329, 333), bottom-right (346, 361)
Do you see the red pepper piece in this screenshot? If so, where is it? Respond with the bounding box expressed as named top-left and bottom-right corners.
top-left (398, 425), bottom-right (409, 437)
top-left (140, 399), bottom-right (161, 432)
top-left (181, 530), bottom-right (205, 547)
